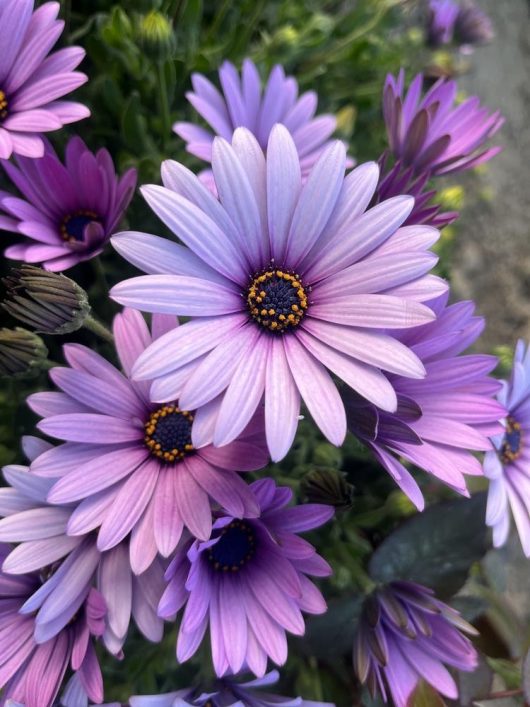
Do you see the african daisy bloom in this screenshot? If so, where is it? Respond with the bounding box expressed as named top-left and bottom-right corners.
top-left (110, 125), bottom-right (447, 461)
top-left (127, 671), bottom-right (334, 706)
top-left (27, 308), bottom-right (267, 569)
top-left (426, 0), bottom-right (459, 46)
top-left (485, 340), bottom-right (530, 556)
top-left (0, 137), bottom-right (137, 271)
top-left (0, 436), bottom-right (165, 655)
top-left (0, 1), bottom-right (89, 159)
top-left (346, 292), bottom-right (505, 510)
top-left (383, 70), bottom-right (503, 176)
top-left (354, 581), bottom-right (478, 707)
top-left (174, 58), bottom-right (349, 179)
top-left (158, 478), bottom-right (334, 678)
top-left (0, 542), bottom-right (106, 707)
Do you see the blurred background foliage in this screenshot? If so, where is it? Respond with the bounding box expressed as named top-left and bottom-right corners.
top-left (0, 0), bottom-right (526, 705)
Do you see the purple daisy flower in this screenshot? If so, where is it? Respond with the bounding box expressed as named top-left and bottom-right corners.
top-left (27, 308), bottom-right (267, 568)
top-left (454, 1), bottom-right (494, 48)
top-left (0, 436), bottom-right (165, 656)
top-left (0, 1), bottom-right (89, 159)
top-left (110, 125), bottom-right (447, 461)
top-left (485, 340), bottom-right (530, 556)
top-left (0, 541), bottom-right (106, 707)
top-left (173, 58), bottom-right (349, 180)
top-left (426, 0), bottom-right (459, 46)
top-left (0, 136), bottom-right (137, 271)
top-left (346, 292), bottom-right (505, 509)
top-left (354, 581), bottom-right (478, 707)
top-left (383, 70), bottom-right (503, 176)
top-left (159, 478), bottom-right (334, 677)
top-left (127, 670), bottom-right (333, 707)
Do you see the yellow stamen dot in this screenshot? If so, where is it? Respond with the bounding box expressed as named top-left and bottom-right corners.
top-left (0, 90), bottom-right (7, 119)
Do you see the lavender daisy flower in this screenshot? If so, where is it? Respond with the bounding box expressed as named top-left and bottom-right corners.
top-left (159, 478), bottom-right (334, 677)
top-left (346, 292), bottom-right (505, 509)
top-left (454, 1), bottom-right (494, 47)
top-left (127, 671), bottom-right (334, 707)
top-left (0, 1), bottom-right (89, 159)
top-left (110, 125), bottom-right (447, 461)
top-left (485, 340), bottom-right (530, 556)
top-left (383, 70), bottom-right (503, 175)
top-left (174, 58), bottom-right (349, 180)
top-left (0, 542), bottom-right (106, 707)
top-left (0, 436), bottom-right (165, 656)
top-left (27, 308), bottom-right (267, 568)
top-left (427, 0), bottom-right (459, 46)
top-left (354, 581), bottom-right (478, 707)
top-left (0, 137), bottom-right (137, 271)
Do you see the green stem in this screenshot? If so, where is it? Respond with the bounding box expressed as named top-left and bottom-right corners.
top-left (157, 61), bottom-right (171, 147)
top-left (83, 315), bottom-right (114, 344)
top-left (92, 256), bottom-right (109, 296)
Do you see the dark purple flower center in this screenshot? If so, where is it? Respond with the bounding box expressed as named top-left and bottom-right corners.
top-left (144, 404), bottom-right (194, 463)
top-left (247, 268), bottom-right (308, 333)
top-left (60, 210), bottom-right (100, 243)
top-left (500, 415), bottom-right (523, 464)
top-left (0, 90), bottom-right (7, 120)
top-left (208, 520), bottom-right (256, 572)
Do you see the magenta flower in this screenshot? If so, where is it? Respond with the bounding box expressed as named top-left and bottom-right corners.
top-left (27, 308), bottom-right (267, 568)
top-left (0, 436), bottom-right (165, 655)
top-left (0, 541), bottom-right (106, 707)
top-left (346, 292), bottom-right (505, 509)
top-left (174, 58), bottom-right (348, 179)
top-left (354, 581), bottom-right (478, 707)
top-left (110, 125), bottom-right (446, 461)
top-left (127, 671), bottom-right (334, 707)
top-left (0, 136), bottom-right (137, 271)
top-left (0, 1), bottom-right (89, 159)
top-left (426, 0), bottom-right (459, 46)
top-left (383, 70), bottom-right (503, 175)
top-left (159, 478), bottom-right (333, 677)
top-left (485, 340), bottom-right (530, 556)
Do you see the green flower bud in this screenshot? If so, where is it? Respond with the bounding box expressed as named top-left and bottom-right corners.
top-left (0, 328), bottom-right (48, 379)
top-left (2, 265), bottom-right (91, 335)
top-left (137, 10), bottom-right (175, 60)
top-left (301, 467), bottom-right (354, 510)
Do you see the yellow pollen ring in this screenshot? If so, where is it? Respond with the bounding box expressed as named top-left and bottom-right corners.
top-left (247, 268), bottom-right (308, 333)
top-left (0, 90), bottom-right (7, 119)
top-left (144, 404), bottom-right (194, 462)
top-left (60, 209), bottom-right (99, 242)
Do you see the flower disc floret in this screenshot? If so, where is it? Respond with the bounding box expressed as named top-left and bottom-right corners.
top-left (247, 268), bottom-right (308, 332)
top-left (144, 404), bottom-right (194, 462)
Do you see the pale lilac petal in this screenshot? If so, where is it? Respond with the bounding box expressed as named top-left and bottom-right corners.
top-left (265, 338), bottom-right (301, 462)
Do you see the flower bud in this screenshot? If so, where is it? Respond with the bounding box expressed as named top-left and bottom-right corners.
top-left (0, 328), bottom-right (48, 378)
top-left (2, 265), bottom-right (91, 335)
top-left (301, 467), bottom-right (354, 510)
top-left (137, 10), bottom-right (175, 60)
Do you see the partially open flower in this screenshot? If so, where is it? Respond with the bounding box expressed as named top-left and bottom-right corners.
top-left (2, 265), bottom-right (90, 334)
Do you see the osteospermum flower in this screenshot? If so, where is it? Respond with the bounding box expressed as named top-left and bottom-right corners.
top-left (383, 70), bottom-right (503, 175)
top-left (485, 340), bottom-right (530, 556)
top-left (346, 292), bottom-right (505, 509)
top-left (0, 1), bottom-right (89, 159)
top-left (0, 137), bottom-right (137, 271)
top-left (110, 125), bottom-right (447, 461)
top-left (28, 308), bottom-right (267, 568)
top-left (174, 58), bottom-right (348, 179)
top-left (0, 436), bottom-right (165, 655)
top-left (354, 581), bottom-right (478, 707)
top-left (159, 478), bottom-right (333, 677)
top-left (427, 0), bottom-right (459, 46)
top-left (126, 671), bottom-right (334, 706)
top-left (0, 541), bottom-right (106, 707)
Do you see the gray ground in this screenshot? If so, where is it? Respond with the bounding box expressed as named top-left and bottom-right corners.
top-left (449, 0), bottom-right (530, 350)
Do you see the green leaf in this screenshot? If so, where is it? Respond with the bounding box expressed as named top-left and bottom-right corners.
top-left (369, 493), bottom-right (489, 597)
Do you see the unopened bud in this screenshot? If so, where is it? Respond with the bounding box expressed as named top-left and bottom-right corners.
top-left (2, 265), bottom-right (90, 335)
top-left (301, 467), bottom-right (354, 510)
top-left (0, 328), bottom-right (48, 378)
top-left (137, 10), bottom-right (175, 60)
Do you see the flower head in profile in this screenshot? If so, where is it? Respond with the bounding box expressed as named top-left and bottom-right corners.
top-left (28, 308), bottom-right (267, 571)
top-left (0, 1), bottom-right (89, 159)
top-left (0, 540), bottom-right (106, 707)
top-left (0, 136), bottom-right (137, 271)
top-left (346, 292), bottom-right (505, 509)
top-left (0, 436), bottom-right (165, 656)
top-left (383, 70), bottom-right (503, 175)
top-left (126, 671), bottom-right (334, 706)
top-left (111, 125), bottom-right (447, 461)
top-left (485, 340), bottom-right (530, 556)
top-left (354, 581), bottom-right (478, 707)
top-left (159, 478), bottom-right (333, 677)
top-left (454, 1), bottom-right (494, 47)
top-left (427, 0), bottom-right (459, 46)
